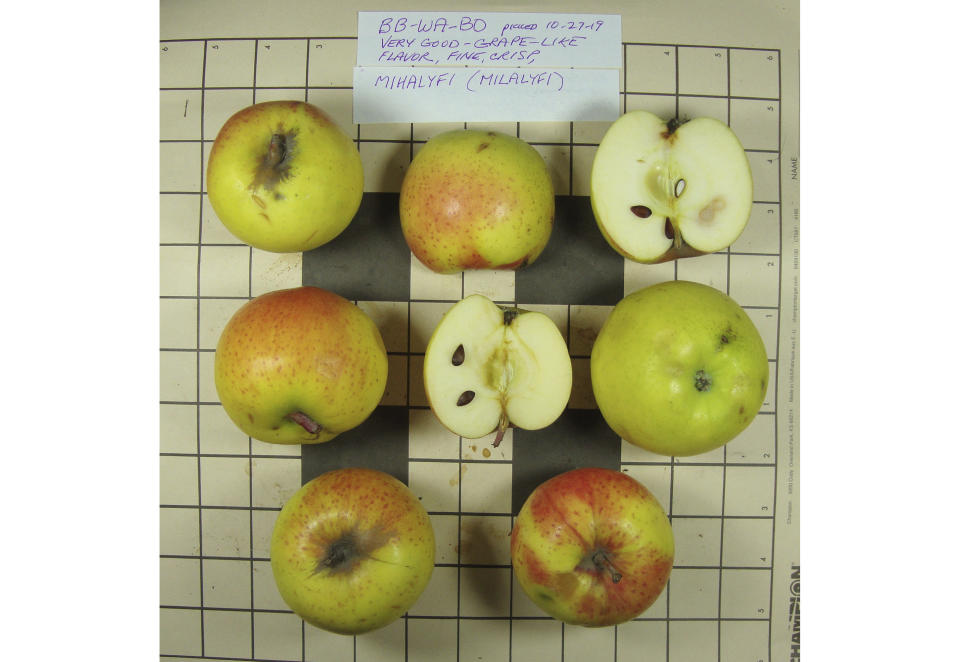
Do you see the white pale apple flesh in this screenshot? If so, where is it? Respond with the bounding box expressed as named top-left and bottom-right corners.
top-left (423, 295), bottom-right (572, 446)
top-left (591, 110), bottom-right (753, 263)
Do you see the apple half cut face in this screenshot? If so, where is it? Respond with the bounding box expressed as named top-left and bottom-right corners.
top-left (590, 110), bottom-right (753, 263)
top-left (423, 295), bottom-right (572, 446)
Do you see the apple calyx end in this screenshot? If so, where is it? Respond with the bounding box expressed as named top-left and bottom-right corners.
top-left (311, 525), bottom-right (397, 576)
top-left (694, 369), bottom-right (712, 393)
top-left (287, 411), bottom-right (323, 436)
top-left (316, 535), bottom-right (356, 574)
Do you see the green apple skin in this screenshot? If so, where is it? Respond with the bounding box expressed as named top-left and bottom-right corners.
top-left (511, 467), bottom-right (674, 627)
top-left (206, 100), bottom-right (363, 253)
top-left (214, 287), bottom-right (387, 444)
top-left (271, 468), bottom-right (435, 635)
top-left (399, 129), bottom-right (555, 274)
top-left (591, 280), bottom-right (768, 457)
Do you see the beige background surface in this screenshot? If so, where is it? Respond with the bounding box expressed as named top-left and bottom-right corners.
top-left (159, 1), bottom-right (800, 660)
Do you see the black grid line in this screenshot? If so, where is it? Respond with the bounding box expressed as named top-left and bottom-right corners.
top-left (194, 37), bottom-right (208, 659)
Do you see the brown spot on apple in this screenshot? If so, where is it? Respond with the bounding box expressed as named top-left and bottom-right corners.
top-left (477, 142), bottom-right (490, 152)
top-left (698, 196), bottom-right (726, 223)
top-left (555, 572), bottom-right (580, 600)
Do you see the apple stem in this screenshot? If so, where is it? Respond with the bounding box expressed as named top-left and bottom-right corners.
top-left (288, 411), bottom-right (322, 435)
top-left (493, 413), bottom-right (509, 448)
top-left (593, 550), bottom-right (623, 583)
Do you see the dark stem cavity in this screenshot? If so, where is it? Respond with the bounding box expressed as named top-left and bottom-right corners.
top-left (694, 369), bottom-right (712, 392)
top-left (288, 411), bottom-right (322, 435)
top-left (266, 133), bottom-right (287, 169)
top-left (314, 533), bottom-right (358, 574)
top-left (452, 344), bottom-right (465, 366)
top-left (503, 308), bottom-right (519, 326)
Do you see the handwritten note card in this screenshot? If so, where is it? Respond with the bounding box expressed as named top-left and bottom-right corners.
top-left (353, 12), bottom-right (622, 123)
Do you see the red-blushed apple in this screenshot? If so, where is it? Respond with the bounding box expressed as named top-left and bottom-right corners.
top-left (511, 467), bottom-right (674, 627)
top-left (206, 100), bottom-right (363, 253)
top-left (271, 468), bottom-right (435, 635)
top-left (214, 286), bottom-right (387, 444)
top-left (399, 129), bottom-right (555, 274)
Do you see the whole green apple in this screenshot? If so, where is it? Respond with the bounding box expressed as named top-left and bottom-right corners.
top-left (271, 467), bottom-right (435, 635)
top-left (206, 100), bottom-right (363, 253)
top-left (214, 286), bottom-right (387, 444)
top-left (399, 129), bottom-right (555, 274)
top-left (591, 280), bottom-right (768, 456)
top-left (511, 467), bottom-right (674, 627)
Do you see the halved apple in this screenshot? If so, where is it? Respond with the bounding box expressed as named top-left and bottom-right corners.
top-left (423, 295), bottom-right (572, 446)
top-left (590, 110), bottom-right (753, 263)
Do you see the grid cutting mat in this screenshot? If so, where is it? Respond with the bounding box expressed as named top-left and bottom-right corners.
top-left (159, 4), bottom-right (800, 661)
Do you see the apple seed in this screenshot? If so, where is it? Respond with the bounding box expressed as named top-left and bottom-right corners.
top-left (674, 179), bottom-right (686, 197)
top-left (457, 391), bottom-right (476, 406)
top-left (452, 344), bottom-right (465, 366)
top-left (664, 219), bottom-right (675, 240)
top-left (630, 205), bottom-right (653, 219)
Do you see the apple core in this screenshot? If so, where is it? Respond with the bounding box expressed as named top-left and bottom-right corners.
top-left (423, 295), bottom-right (571, 446)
